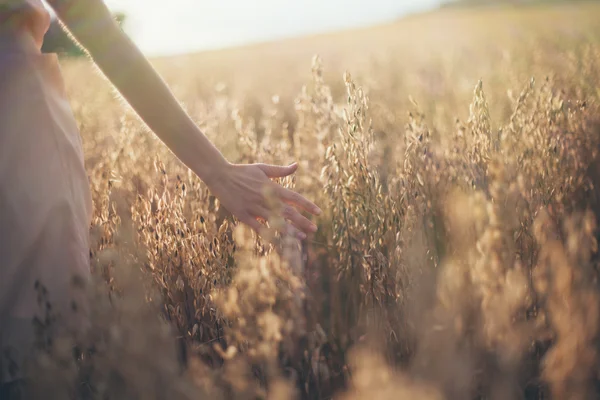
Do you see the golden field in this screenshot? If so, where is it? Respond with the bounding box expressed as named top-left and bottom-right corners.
top-left (24, 2), bottom-right (600, 399)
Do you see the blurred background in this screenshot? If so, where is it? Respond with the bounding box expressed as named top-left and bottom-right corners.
top-left (102, 0), bottom-right (441, 56)
top-left (40, 0), bottom-right (561, 57)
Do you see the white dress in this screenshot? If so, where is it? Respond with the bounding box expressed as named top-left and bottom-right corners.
top-left (0, 0), bottom-right (92, 383)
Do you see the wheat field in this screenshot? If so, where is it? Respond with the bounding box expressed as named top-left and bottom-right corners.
top-left (22, 2), bottom-right (600, 399)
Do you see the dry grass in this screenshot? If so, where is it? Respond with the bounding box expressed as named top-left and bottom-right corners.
top-left (14, 2), bottom-right (600, 399)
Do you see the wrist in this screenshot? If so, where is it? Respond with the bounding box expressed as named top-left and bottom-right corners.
top-left (192, 144), bottom-right (231, 189)
top-left (170, 118), bottom-right (230, 187)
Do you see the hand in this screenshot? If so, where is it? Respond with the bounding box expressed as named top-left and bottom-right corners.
top-left (206, 162), bottom-right (321, 240)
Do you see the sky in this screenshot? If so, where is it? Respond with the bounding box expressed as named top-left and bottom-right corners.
top-left (102, 0), bottom-right (442, 56)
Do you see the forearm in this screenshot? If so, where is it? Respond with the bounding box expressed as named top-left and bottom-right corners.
top-left (49, 0), bottom-right (228, 184)
top-left (90, 34), bottom-right (228, 184)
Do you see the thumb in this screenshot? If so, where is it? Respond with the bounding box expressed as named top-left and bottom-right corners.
top-left (258, 162), bottom-right (298, 178)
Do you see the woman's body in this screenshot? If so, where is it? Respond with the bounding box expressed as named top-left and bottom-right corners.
top-left (0, 0), bottom-right (320, 388)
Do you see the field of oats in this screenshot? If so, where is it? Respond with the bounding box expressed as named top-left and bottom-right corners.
top-left (25, 2), bottom-right (600, 399)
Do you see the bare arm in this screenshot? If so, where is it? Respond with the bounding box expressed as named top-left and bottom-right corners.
top-left (47, 0), bottom-right (229, 187)
top-left (47, 0), bottom-right (320, 238)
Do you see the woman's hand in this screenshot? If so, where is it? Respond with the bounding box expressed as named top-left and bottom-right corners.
top-left (206, 162), bottom-right (321, 240)
top-left (45, 2), bottom-right (321, 240)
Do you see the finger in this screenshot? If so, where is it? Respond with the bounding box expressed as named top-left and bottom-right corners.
top-left (284, 222), bottom-right (307, 241)
top-left (257, 162), bottom-right (298, 178)
top-left (283, 205), bottom-right (317, 234)
top-left (240, 215), bottom-right (263, 233)
top-left (279, 187), bottom-right (322, 216)
top-left (250, 205), bottom-right (271, 221)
